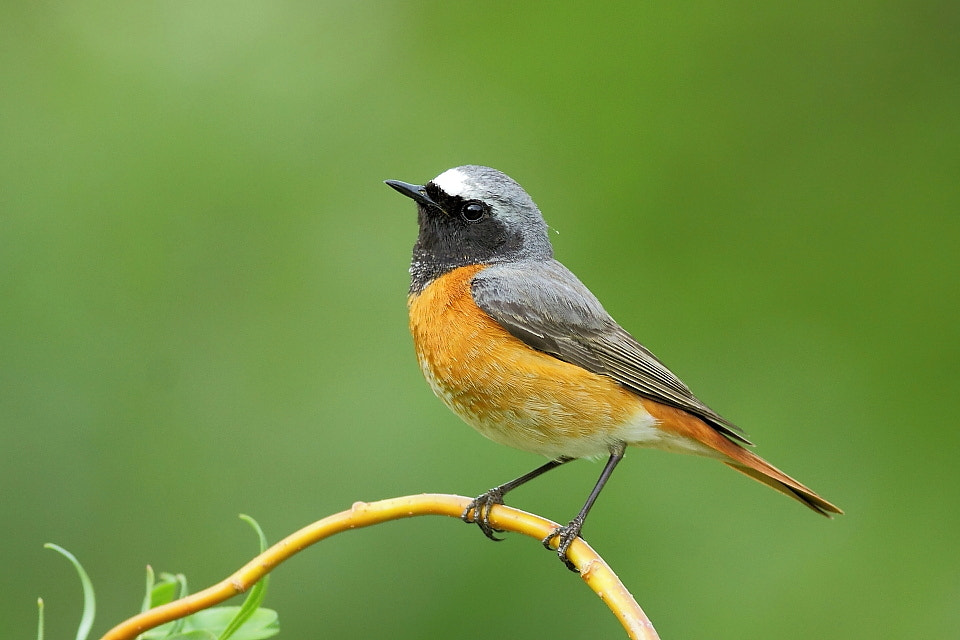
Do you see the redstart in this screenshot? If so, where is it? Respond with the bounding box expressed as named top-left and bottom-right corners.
top-left (386, 165), bottom-right (842, 571)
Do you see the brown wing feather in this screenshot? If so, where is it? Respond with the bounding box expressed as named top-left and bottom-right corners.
top-left (471, 260), bottom-right (751, 444)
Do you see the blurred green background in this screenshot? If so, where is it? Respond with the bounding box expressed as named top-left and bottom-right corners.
top-left (2, 2), bottom-right (958, 638)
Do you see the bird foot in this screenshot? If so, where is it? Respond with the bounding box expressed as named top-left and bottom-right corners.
top-left (542, 517), bottom-right (584, 573)
top-left (462, 488), bottom-right (507, 541)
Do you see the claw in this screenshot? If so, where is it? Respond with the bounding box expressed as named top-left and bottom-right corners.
top-left (462, 488), bottom-right (506, 541)
top-left (541, 518), bottom-right (584, 573)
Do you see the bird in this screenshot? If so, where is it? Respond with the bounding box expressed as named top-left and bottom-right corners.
top-left (385, 165), bottom-right (842, 571)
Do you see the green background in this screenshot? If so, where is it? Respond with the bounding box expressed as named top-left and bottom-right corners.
top-left (2, 2), bottom-right (958, 638)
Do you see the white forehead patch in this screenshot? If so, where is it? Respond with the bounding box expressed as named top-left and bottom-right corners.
top-left (432, 167), bottom-right (472, 198)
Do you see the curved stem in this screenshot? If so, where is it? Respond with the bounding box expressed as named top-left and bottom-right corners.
top-left (98, 494), bottom-right (658, 640)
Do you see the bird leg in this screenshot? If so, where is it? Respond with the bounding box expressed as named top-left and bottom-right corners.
top-left (463, 456), bottom-right (574, 541)
top-left (543, 443), bottom-right (626, 572)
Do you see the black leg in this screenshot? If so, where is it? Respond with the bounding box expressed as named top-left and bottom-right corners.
top-left (463, 456), bottom-right (574, 541)
top-left (543, 442), bottom-right (626, 572)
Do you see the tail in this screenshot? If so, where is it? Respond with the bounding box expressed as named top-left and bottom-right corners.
top-left (722, 449), bottom-right (843, 517)
top-left (639, 399), bottom-right (843, 516)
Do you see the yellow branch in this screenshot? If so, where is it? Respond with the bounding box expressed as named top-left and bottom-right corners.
top-left (98, 494), bottom-right (659, 640)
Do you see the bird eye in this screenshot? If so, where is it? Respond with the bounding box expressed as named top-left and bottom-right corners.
top-left (460, 201), bottom-right (486, 222)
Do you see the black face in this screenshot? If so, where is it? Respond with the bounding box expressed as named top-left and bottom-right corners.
top-left (423, 182), bottom-right (489, 224)
top-left (387, 166), bottom-right (553, 294)
top-left (408, 181), bottom-right (526, 292)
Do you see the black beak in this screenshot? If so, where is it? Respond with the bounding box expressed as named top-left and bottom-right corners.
top-left (384, 179), bottom-right (439, 208)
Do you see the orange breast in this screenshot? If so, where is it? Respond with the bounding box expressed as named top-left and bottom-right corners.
top-left (408, 264), bottom-right (646, 458)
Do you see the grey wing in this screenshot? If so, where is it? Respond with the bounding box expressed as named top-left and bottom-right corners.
top-left (472, 260), bottom-right (751, 445)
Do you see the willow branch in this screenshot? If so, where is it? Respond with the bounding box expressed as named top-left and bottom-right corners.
top-left (98, 493), bottom-right (658, 640)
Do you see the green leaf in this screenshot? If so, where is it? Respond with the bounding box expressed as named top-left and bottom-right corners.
top-left (218, 516), bottom-right (271, 640)
top-left (217, 580), bottom-right (270, 640)
top-left (44, 544), bottom-right (96, 640)
top-left (198, 609), bottom-right (279, 640)
top-left (168, 573), bottom-right (190, 600)
top-left (141, 565), bottom-right (156, 613)
top-left (36, 598), bottom-right (45, 640)
top-left (148, 574), bottom-right (181, 609)
top-left (160, 631), bottom-right (218, 640)
top-left (238, 515), bottom-right (268, 553)
top-left (140, 608), bottom-right (278, 640)
top-left (163, 574), bottom-right (190, 637)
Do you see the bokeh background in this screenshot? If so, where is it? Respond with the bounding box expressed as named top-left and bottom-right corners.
top-left (2, 2), bottom-right (958, 638)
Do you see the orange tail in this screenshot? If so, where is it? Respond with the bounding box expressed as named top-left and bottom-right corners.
top-left (640, 399), bottom-right (843, 516)
top-left (722, 450), bottom-right (843, 516)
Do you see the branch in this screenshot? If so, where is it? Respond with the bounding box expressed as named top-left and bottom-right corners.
top-left (98, 494), bottom-right (659, 640)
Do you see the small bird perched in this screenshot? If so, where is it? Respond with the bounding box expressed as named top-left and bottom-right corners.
top-left (386, 165), bottom-right (842, 571)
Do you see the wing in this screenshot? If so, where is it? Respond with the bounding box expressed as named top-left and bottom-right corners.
top-left (472, 260), bottom-right (751, 445)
